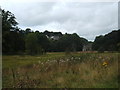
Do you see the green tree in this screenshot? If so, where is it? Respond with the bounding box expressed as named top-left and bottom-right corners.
top-left (25, 33), bottom-right (39, 55)
top-left (35, 31), bottom-right (50, 52)
top-left (2, 9), bottom-right (18, 32)
top-left (92, 35), bottom-right (104, 51)
top-left (25, 28), bottom-right (32, 34)
top-left (25, 32), bottom-right (50, 55)
top-left (92, 30), bottom-right (120, 51)
top-left (57, 33), bottom-right (87, 52)
top-left (2, 9), bottom-right (25, 54)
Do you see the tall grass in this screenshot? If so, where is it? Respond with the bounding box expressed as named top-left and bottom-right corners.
top-left (2, 52), bottom-right (119, 88)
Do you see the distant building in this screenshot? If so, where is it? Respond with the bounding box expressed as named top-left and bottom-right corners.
top-left (50, 36), bottom-right (60, 40)
top-left (44, 30), bottom-right (63, 40)
top-left (82, 43), bottom-right (92, 51)
top-left (45, 35), bottom-right (49, 38)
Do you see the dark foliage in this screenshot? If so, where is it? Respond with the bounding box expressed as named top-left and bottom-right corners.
top-left (92, 30), bottom-right (120, 51)
top-left (2, 9), bottom-right (88, 55)
top-left (2, 9), bottom-right (119, 55)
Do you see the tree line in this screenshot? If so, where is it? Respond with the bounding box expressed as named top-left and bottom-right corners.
top-left (2, 9), bottom-right (88, 55)
top-left (1, 9), bottom-right (120, 55)
top-left (92, 30), bottom-right (120, 52)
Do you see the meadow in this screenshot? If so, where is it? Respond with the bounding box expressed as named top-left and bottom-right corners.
top-left (2, 52), bottom-right (119, 88)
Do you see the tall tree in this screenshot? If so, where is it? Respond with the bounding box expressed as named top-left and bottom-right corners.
top-left (57, 33), bottom-right (87, 52)
top-left (2, 9), bottom-right (18, 32)
top-left (92, 30), bottom-right (120, 51)
top-left (25, 32), bottom-right (50, 55)
top-left (2, 9), bottom-right (25, 54)
top-left (25, 33), bottom-right (39, 55)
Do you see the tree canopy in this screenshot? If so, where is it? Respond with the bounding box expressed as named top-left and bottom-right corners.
top-left (92, 30), bottom-right (120, 51)
top-left (2, 9), bottom-right (120, 55)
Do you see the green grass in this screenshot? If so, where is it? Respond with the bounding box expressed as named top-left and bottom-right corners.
top-left (2, 52), bottom-right (119, 88)
top-left (2, 52), bottom-right (65, 69)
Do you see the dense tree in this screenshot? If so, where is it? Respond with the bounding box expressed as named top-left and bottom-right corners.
top-left (25, 32), bottom-right (50, 55)
top-left (25, 28), bottom-right (32, 34)
top-left (35, 32), bottom-right (50, 52)
top-left (2, 9), bottom-right (90, 55)
top-left (25, 33), bottom-right (39, 55)
top-left (4, 9), bottom-right (120, 55)
top-left (56, 33), bottom-right (87, 52)
top-left (92, 35), bottom-right (104, 51)
top-left (2, 9), bottom-right (18, 32)
top-left (2, 9), bottom-right (25, 54)
top-left (92, 30), bottom-right (120, 51)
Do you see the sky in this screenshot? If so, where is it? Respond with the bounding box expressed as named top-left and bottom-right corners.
top-left (0, 0), bottom-right (118, 41)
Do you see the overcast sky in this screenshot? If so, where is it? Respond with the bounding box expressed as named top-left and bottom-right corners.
top-left (0, 0), bottom-right (118, 41)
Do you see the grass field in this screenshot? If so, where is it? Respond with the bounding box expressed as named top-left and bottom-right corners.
top-left (2, 52), bottom-right (119, 88)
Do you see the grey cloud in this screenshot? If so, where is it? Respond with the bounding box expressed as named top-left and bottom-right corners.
top-left (1, 2), bottom-right (118, 41)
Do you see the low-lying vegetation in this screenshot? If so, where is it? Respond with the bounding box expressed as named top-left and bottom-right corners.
top-left (2, 52), bottom-right (119, 88)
